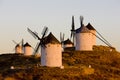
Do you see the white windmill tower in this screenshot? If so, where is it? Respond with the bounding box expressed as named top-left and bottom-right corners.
top-left (23, 42), bottom-right (32, 56)
top-left (75, 16), bottom-right (94, 51)
top-left (41, 32), bottom-right (62, 67)
top-left (27, 27), bottom-right (62, 67)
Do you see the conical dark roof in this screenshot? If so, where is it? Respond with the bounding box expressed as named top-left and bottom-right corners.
top-left (24, 42), bottom-right (31, 47)
top-left (15, 44), bottom-right (21, 48)
top-left (76, 25), bottom-right (89, 33)
top-left (86, 23), bottom-right (95, 30)
top-left (63, 39), bottom-right (73, 45)
top-left (43, 32), bottom-right (60, 44)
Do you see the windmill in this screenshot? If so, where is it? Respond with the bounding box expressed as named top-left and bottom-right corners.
top-left (40, 32), bottom-right (62, 67)
top-left (79, 16), bottom-right (114, 50)
top-left (27, 27), bottom-right (48, 55)
top-left (70, 16), bottom-right (76, 46)
top-left (12, 39), bottom-right (24, 53)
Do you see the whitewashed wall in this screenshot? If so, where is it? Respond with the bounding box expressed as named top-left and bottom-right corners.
top-left (24, 46), bottom-right (32, 56)
top-left (41, 43), bottom-right (62, 67)
top-left (75, 32), bottom-right (94, 51)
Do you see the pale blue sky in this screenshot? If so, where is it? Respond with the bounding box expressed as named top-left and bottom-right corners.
top-left (0, 0), bottom-right (120, 53)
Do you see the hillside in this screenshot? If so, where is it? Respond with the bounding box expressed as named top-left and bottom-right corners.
top-left (0, 50), bottom-right (120, 80)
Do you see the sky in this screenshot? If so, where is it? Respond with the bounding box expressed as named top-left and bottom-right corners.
top-left (0, 0), bottom-right (120, 53)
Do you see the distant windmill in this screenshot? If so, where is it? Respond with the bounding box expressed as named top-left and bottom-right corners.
top-left (23, 42), bottom-right (33, 56)
top-left (12, 39), bottom-right (24, 53)
top-left (27, 27), bottom-right (48, 55)
top-left (70, 16), bottom-right (76, 46)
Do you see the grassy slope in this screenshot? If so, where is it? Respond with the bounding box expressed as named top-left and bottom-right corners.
top-left (0, 50), bottom-right (120, 80)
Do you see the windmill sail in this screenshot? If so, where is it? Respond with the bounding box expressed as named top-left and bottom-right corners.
top-left (27, 27), bottom-right (49, 55)
top-left (27, 28), bottom-right (41, 40)
top-left (33, 42), bottom-right (40, 54)
top-left (70, 16), bottom-right (76, 46)
top-left (96, 30), bottom-right (112, 47)
top-left (41, 27), bottom-right (48, 38)
top-left (70, 16), bottom-right (75, 38)
top-left (80, 16), bottom-right (84, 27)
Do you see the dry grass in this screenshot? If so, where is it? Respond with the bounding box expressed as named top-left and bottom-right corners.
top-left (0, 49), bottom-right (120, 79)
